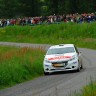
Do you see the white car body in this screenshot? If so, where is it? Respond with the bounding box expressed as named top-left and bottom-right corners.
top-left (43, 44), bottom-right (83, 74)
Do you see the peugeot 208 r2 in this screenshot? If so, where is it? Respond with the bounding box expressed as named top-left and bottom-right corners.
top-left (43, 44), bottom-right (83, 75)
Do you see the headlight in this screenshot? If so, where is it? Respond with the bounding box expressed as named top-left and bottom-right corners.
top-left (69, 55), bottom-right (76, 61)
top-left (44, 58), bottom-right (50, 63)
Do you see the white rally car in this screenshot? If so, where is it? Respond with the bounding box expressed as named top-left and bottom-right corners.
top-left (43, 44), bottom-right (83, 75)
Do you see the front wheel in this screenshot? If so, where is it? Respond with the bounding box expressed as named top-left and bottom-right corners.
top-left (76, 61), bottom-right (81, 72)
top-left (76, 65), bottom-right (81, 72)
top-left (80, 60), bottom-right (83, 69)
top-left (44, 72), bottom-right (50, 75)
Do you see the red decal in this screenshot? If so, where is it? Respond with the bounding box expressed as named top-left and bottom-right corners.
top-left (48, 56), bottom-right (72, 60)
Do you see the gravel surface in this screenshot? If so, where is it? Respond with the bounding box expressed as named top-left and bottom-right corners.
top-left (0, 42), bottom-right (96, 96)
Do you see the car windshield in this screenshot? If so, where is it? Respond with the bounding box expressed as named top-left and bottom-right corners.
top-left (46, 47), bottom-right (75, 55)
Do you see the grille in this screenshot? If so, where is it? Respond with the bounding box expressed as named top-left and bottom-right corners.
top-left (52, 61), bottom-right (68, 67)
top-left (52, 61), bottom-right (67, 64)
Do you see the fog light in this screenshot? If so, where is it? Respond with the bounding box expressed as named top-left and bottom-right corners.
top-left (46, 68), bottom-right (49, 71)
top-left (72, 66), bottom-right (75, 68)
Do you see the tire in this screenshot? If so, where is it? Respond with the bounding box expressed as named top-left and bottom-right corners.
top-left (80, 60), bottom-right (83, 69)
top-left (76, 66), bottom-right (81, 72)
top-left (81, 64), bottom-right (83, 69)
top-left (44, 72), bottom-right (50, 75)
top-left (76, 61), bottom-right (81, 72)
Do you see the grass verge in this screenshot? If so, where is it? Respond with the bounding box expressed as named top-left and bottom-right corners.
top-left (0, 46), bottom-right (45, 89)
top-left (71, 81), bottom-right (96, 96)
top-left (0, 22), bottom-right (96, 49)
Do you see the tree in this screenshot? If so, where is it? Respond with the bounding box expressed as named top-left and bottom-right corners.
top-left (45, 0), bottom-right (96, 15)
top-left (18, 0), bottom-right (41, 16)
top-left (45, 0), bottom-right (59, 15)
top-left (0, 0), bottom-right (96, 18)
top-left (0, 0), bottom-right (42, 18)
top-left (0, 0), bottom-right (19, 18)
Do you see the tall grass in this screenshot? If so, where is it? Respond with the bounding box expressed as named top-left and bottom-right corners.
top-left (0, 46), bottom-right (45, 89)
top-left (0, 22), bottom-right (96, 49)
top-left (71, 81), bottom-right (96, 96)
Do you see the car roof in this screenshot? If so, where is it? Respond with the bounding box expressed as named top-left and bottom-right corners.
top-left (49, 44), bottom-right (74, 49)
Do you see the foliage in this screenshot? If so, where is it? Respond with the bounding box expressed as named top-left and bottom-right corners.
top-left (0, 0), bottom-right (96, 17)
top-left (0, 22), bottom-right (96, 49)
top-left (0, 0), bottom-right (41, 18)
top-left (0, 0), bottom-right (19, 18)
top-left (18, 0), bottom-right (41, 16)
top-left (71, 81), bottom-right (96, 96)
top-left (45, 0), bottom-right (96, 15)
top-left (0, 46), bottom-right (45, 89)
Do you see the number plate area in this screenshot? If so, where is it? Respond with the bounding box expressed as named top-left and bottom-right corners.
top-left (52, 63), bottom-right (65, 67)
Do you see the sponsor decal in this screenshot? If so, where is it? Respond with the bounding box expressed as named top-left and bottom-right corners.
top-left (48, 56), bottom-right (72, 60)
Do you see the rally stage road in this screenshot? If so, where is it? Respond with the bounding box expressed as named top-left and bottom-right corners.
top-left (0, 42), bottom-right (96, 96)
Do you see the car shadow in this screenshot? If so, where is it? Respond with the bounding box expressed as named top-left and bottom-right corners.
top-left (48, 68), bottom-right (86, 76)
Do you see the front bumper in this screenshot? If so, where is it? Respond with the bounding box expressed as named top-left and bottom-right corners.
top-left (43, 60), bottom-right (79, 73)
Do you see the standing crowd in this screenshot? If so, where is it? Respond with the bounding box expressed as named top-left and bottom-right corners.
top-left (0, 13), bottom-right (96, 27)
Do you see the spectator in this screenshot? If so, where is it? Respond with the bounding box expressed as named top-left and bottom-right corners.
top-left (0, 12), bottom-right (96, 28)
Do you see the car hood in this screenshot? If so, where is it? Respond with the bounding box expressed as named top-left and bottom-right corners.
top-left (45, 53), bottom-right (76, 62)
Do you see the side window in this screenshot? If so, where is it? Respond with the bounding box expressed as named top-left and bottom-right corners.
top-left (74, 45), bottom-right (79, 54)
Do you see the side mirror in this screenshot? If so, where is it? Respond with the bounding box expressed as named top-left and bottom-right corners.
top-left (78, 52), bottom-right (81, 55)
top-left (79, 52), bottom-right (82, 54)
